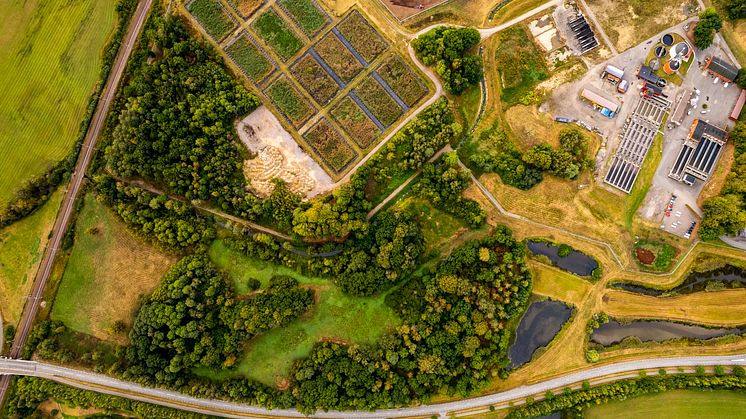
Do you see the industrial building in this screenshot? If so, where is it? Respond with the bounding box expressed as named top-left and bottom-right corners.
top-left (731, 90), bottom-right (746, 121)
top-left (668, 119), bottom-right (728, 186)
top-left (704, 56), bottom-right (739, 83)
top-left (670, 89), bottom-right (692, 125)
top-left (580, 87), bottom-right (620, 118)
top-left (603, 64), bottom-right (624, 83)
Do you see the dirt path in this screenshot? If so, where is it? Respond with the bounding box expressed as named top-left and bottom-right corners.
top-left (576, 0), bottom-right (618, 55)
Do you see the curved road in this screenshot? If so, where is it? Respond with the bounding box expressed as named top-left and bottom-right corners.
top-left (0, 355), bottom-right (744, 418)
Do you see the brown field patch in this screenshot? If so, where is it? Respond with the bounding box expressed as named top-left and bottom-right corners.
top-left (635, 247), bottom-right (655, 265)
top-left (505, 104), bottom-right (566, 150)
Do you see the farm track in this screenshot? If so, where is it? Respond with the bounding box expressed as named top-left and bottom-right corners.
top-left (0, 0), bottom-right (154, 405)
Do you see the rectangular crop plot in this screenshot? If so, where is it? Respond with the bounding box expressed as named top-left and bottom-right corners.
top-left (354, 75), bottom-right (403, 127)
top-left (225, 0), bottom-right (262, 18)
top-left (278, 0), bottom-right (330, 37)
top-left (304, 119), bottom-right (357, 173)
top-left (377, 55), bottom-right (428, 108)
top-left (225, 33), bottom-right (275, 83)
top-left (314, 32), bottom-right (363, 84)
top-left (290, 53), bottom-right (339, 105)
top-left (336, 10), bottom-right (388, 64)
top-left (330, 96), bottom-right (381, 149)
top-left (264, 75), bottom-right (316, 127)
top-left (252, 8), bottom-right (304, 61)
top-left (188, 0), bottom-right (237, 41)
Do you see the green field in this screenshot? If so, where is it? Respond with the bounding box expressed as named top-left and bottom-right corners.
top-left (0, 190), bottom-right (62, 325)
top-left (586, 389), bottom-right (746, 419)
top-left (204, 240), bottom-right (401, 385)
top-left (225, 33), bottom-right (275, 83)
top-left (495, 26), bottom-right (549, 106)
top-left (252, 8), bottom-right (304, 61)
top-left (0, 0), bottom-right (118, 207)
top-left (51, 195), bottom-right (174, 343)
top-left (278, 0), bottom-right (329, 36)
top-left (187, 0), bottom-right (236, 41)
top-left (395, 197), bottom-right (468, 253)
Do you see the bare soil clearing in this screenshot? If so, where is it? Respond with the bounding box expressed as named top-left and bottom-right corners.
top-left (238, 106), bottom-right (333, 198)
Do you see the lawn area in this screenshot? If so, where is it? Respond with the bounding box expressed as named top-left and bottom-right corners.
top-left (290, 53), bottom-right (340, 105)
top-left (495, 26), bottom-right (549, 107)
top-left (304, 118), bottom-right (357, 172)
top-left (225, 33), bottom-right (275, 83)
top-left (187, 0), bottom-right (236, 41)
top-left (355, 75), bottom-right (403, 126)
top-left (453, 83), bottom-right (482, 131)
top-left (0, 0), bottom-right (118, 207)
top-left (376, 55), bottom-right (428, 108)
top-left (336, 10), bottom-right (388, 63)
top-left (330, 95), bottom-right (380, 149)
top-left (277, 0), bottom-right (329, 36)
top-left (585, 389), bottom-right (746, 419)
top-left (252, 8), bottom-right (304, 61)
top-left (205, 240), bottom-right (400, 386)
top-left (264, 75), bottom-right (315, 127)
top-left (51, 194), bottom-right (175, 343)
top-left (0, 190), bottom-right (62, 325)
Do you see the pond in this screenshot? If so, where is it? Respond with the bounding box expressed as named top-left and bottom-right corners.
top-left (590, 319), bottom-right (746, 346)
top-left (526, 240), bottom-right (599, 277)
top-left (611, 264), bottom-right (746, 296)
top-left (508, 299), bottom-right (573, 369)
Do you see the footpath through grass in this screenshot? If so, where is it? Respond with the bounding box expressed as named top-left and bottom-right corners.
top-left (0, 0), bottom-right (118, 207)
top-left (204, 240), bottom-right (401, 385)
top-left (585, 389), bottom-right (746, 419)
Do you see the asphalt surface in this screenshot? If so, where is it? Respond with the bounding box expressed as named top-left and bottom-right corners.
top-left (0, 0), bottom-right (154, 405)
top-left (1, 356), bottom-right (746, 418)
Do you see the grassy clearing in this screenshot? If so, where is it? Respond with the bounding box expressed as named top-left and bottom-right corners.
top-left (264, 75), bottom-right (315, 127)
top-left (51, 194), bottom-right (174, 343)
top-left (633, 239), bottom-right (677, 272)
top-left (0, 0), bottom-right (117, 207)
top-left (495, 26), bottom-right (549, 107)
top-left (585, 389), bottom-right (746, 418)
top-left (252, 8), bottom-right (304, 61)
top-left (355, 75), bottom-right (403, 126)
top-left (330, 95), bottom-right (380, 149)
top-left (188, 0), bottom-right (236, 41)
top-left (278, 0), bottom-right (329, 36)
top-left (226, 0), bottom-right (262, 18)
top-left (205, 240), bottom-right (400, 385)
top-left (0, 190), bottom-right (62, 325)
top-left (505, 104), bottom-right (568, 150)
top-left (376, 55), bottom-right (428, 108)
top-left (453, 83), bottom-right (482, 131)
top-left (225, 33), bottom-right (274, 82)
top-left (530, 262), bottom-right (593, 306)
top-left (304, 119), bottom-right (356, 172)
top-left (314, 32), bottom-right (364, 83)
top-left (336, 10), bottom-right (388, 63)
top-left (395, 197), bottom-right (469, 254)
top-left (488, 0), bottom-right (547, 25)
top-left (290, 53), bottom-right (339, 105)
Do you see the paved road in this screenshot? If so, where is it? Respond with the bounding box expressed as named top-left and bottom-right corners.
top-left (1, 355), bottom-right (745, 418)
top-left (0, 0), bottom-right (154, 405)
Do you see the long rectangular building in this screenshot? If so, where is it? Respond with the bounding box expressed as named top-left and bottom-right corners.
top-left (669, 120), bottom-right (728, 185)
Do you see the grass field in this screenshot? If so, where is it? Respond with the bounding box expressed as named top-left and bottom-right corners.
top-left (225, 33), bottom-right (275, 83)
top-left (290, 53), bottom-right (339, 105)
top-left (304, 119), bottom-right (357, 172)
top-left (278, 0), bottom-right (329, 36)
top-left (264, 75), bottom-right (315, 127)
top-left (376, 55), bottom-right (428, 108)
top-left (530, 262), bottom-right (592, 306)
top-left (330, 95), bottom-right (380, 149)
top-left (0, 190), bottom-right (62, 325)
top-left (585, 389), bottom-right (746, 418)
top-left (187, 0), bottom-right (236, 41)
top-left (252, 8), bottom-right (304, 61)
top-left (355, 75), bottom-right (403, 126)
top-left (395, 197), bottom-right (468, 254)
top-left (314, 32), bottom-right (364, 83)
top-left (0, 0), bottom-right (118, 207)
top-left (495, 26), bottom-right (549, 107)
top-left (51, 195), bottom-right (175, 343)
top-left (336, 11), bottom-right (388, 63)
top-left (226, 0), bottom-right (262, 18)
top-left (205, 240), bottom-right (400, 386)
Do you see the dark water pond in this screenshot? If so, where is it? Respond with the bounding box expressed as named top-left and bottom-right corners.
top-left (526, 240), bottom-right (599, 277)
top-left (611, 264), bottom-right (746, 296)
top-left (590, 319), bottom-right (746, 346)
top-left (508, 300), bottom-right (573, 369)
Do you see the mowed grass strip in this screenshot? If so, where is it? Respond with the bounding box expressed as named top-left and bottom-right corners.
top-left (51, 194), bottom-right (175, 343)
top-left (290, 53), bottom-right (339, 105)
top-left (336, 10), bottom-right (388, 63)
top-left (0, 0), bottom-right (118, 207)
top-left (204, 240), bottom-right (400, 385)
top-left (304, 119), bottom-right (356, 172)
top-left (0, 190), bottom-right (62, 325)
top-left (330, 95), bottom-right (380, 149)
top-left (225, 33), bottom-right (274, 82)
top-left (377, 55), bottom-right (428, 107)
top-left (264, 75), bottom-right (315, 127)
top-left (495, 25), bottom-right (549, 106)
top-left (252, 8), bottom-right (304, 61)
top-left (225, 0), bottom-right (262, 18)
top-left (278, 0), bottom-right (329, 36)
top-left (585, 389), bottom-right (746, 419)
top-left (187, 0), bottom-right (236, 41)
top-left (314, 33), bottom-right (364, 83)
top-left (355, 75), bottom-right (403, 126)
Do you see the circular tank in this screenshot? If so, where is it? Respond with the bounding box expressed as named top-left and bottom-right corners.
top-left (655, 46), bottom-right (667, 58)
top-left (669, 59), bottom-right (681, 71)
top-left (674, 42), bottom-right (690, 58)
top-left (662, 34), bottom-right (674, 46)
top-left (649, 58), bottom-right (661, 71)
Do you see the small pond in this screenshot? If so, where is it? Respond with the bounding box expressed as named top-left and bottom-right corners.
top-left (508, 300), bottom-right (573, 369)
top-left (590, 319), bottom-right (746, 347)
top-left (526, 240), bottom-right (599, 277)
top-left (611, 264), bottom-right (746, 296)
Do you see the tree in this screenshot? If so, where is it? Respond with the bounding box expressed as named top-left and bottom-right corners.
top-left (736, 68), bottom-right (746, 89)
top-left (412, 27), bottom-right (483, 95)
top-left (720, 0), bottom-right (746, 20)
top-left (699, 194), bottom-right (746, 239)
top-left (693, 8), bottom-right (723, 49)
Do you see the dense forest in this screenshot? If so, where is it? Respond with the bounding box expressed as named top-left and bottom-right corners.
top-left (412, 27), bottom-right (484, 95)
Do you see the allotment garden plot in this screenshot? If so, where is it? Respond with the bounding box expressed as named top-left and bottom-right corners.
top-left (185, 1), bottom-right (431, 180)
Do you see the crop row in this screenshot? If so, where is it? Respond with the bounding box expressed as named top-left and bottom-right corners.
top-left (377, 55), bottom-right (428, 108)
top-left (225, 33), bottom-right (275, 83)
top-left (355, 75), bottom-right (402, 127)
top-left (187, 0), bottom-right (236, 41)
top-left (330, 96), bottom-right (381, 149)
top-left (264, 75), bottom-right (315, 127)
top-left (277, 0), bottom-right (329, 37)
top-left (314, 32), bottom-right (363, 84)
top-left (290, 53), bottom-right (339, 105)
top-left (225, 0), bottom-right (262, 18)
top-left (336, 11), bottom-right (388, 64)
top-left (304, 119), bottom-right (357, 173)
top-left (252, 8), bottom-right (304, 62)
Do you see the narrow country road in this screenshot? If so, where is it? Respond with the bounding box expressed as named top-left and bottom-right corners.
top-left (0, 0), bottom-right (154, 405)
top-left (1, 355), bottom-right (745, 418)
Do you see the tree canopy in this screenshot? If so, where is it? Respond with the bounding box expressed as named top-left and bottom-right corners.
top-left (693, 8), bottom-right (724, 49)
top-left (412, 27), bottom-right (483, 95)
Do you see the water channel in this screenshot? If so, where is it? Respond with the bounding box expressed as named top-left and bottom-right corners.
top-left (590, 319), bottom-right (746, 346)
top-left (611, 264), bottom-right (746, 296)
top-left (526, 240), bottom-right (599, 277)
top-left (508, 299), bottom-right (573, 369)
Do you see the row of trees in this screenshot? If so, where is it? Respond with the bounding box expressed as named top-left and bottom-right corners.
top-left (719, 0), bottom-right (746, 21)
top-left (412, 27), bottom-right (483, 95)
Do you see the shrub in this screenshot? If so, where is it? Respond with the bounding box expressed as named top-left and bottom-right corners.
top-left (586, 349), bottom-right (600, 363)
top-left (558, 243), bottom-right (573, 257)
